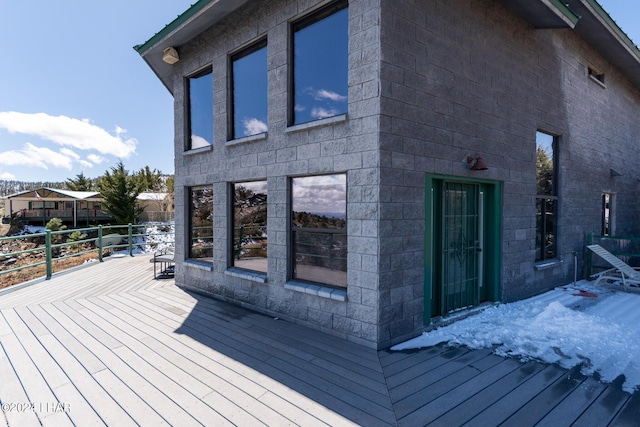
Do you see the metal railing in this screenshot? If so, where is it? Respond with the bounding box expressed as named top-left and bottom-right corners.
top-left (0, 223), bottom-right (174, 281)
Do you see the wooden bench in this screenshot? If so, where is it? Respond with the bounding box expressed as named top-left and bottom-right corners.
top-left (151, 248), bottom-right (174, 279)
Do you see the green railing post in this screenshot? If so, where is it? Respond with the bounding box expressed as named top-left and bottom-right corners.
top-left (98, 225), bottom-right (103, 262)
top-left (45, 229), bottom-right (52, 279)
top-left (128, 223), bottom-right (133, 256)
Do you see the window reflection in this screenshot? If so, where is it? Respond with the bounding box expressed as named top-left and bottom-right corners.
top-left (291, 174), bottom-right (347, 288)
top-left (232, 41), bottom-right (268, 139)
top-left (535, 131), bottom-right (557, 261)
top-left (189, 186), bottom-right (213, 261)
top-left (188, 68), bottom-right (213, 149)
top-left (232, 181), bottom-right (268, 272)
top-left (292, 1), bottom-right (348, 125)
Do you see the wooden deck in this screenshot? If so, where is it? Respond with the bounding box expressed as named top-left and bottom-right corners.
top-left (0, 255), bottom-right (638, 426)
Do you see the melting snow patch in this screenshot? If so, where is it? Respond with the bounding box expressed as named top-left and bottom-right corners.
top-left (392, 281), bottom-right (640, 393)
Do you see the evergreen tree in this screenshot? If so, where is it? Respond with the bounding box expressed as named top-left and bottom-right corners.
top-left (98, 161), bottom-right (145, 225)
top-left (136, 166), bottom-right (163, 192)
top-left (65, 172), bottom-right (93, 191)
top-left (165, 175), bottom-right (175, 210)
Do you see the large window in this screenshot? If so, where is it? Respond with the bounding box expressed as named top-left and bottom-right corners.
top-left (188, 186), bottom-right (213, 261)
top-left (291, 174), bottom-right (347, 288)
top-left (291, 0), bottom-right (348, 125)
top-left (536, 131), bottom-right (558, 261)
top-left (231, 40), bottom-right (268, 139)
top-left (187, 67), bottom-right (213, 149)
top-left (232, 181), bottom-right (268, 273)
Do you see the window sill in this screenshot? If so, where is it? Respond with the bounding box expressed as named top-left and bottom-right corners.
top-left (226, 132), bottom-right (267, 147)
top-left (285, 281), bottom-right (347, 301)
top-left (286, 114), bottom-right (347, 134)
top-left (588, 74), bottom-right (606, 89)
top-left (535, 259), bottom-right (563, 271)
top-left (184, 259), bottom-right (213, 271)
top-left (184, 145), bottom-right (213, 156)
top-left (225, 268), bottom-right (267, 283)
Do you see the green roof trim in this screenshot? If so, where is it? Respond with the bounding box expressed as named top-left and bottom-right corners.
top-left (548, 0), bottom-right (581, 26)
top-left (586, 0), bottom-right (640, 58)
top-left (133, 0), bottom-right (212, 54)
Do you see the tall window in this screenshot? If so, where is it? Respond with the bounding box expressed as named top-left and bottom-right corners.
top-left (291, 174), bottom-right (347, 288)
top-left (232, 181), bottom-right (268, 273)
top-left (602, 193), bottom-right (613, 236)
top-left (187, 67), bottom-right (213, 149)
top-left (189, 186), bottom-right (213, 261)
top-left (231, 40), bottom-right (268, 139)
top-left (291, 0), bottom-right (348, 125)
top-left (536, 131), bottom-right (558, 261)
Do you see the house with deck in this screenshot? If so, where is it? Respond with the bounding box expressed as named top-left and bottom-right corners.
top-left (3, 188), bottom-right (173, 226)
top-left (135, 0), bottom-right (640, 349)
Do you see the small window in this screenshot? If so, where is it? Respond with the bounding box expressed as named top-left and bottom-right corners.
top-left (536, 131), bottom-right (558, 261)
top-left (291, 174), bottom-right (347, 288)
top-left (602, 193), bottom-right (614, 236)
top-left (290, 1), bottom-right (348, 125)
top-left (588, 66), bottom-right (605, 86)
top-left (230, 40), bottom-right (268, 139)
top-left (188, 186), bottom-right (213, 261)
top-left (231, 181), bottom-right (268, 272)
top-left (187, 67), bottom-right (214, 149)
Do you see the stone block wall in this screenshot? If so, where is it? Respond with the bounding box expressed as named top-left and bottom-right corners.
top-left (170, 0), bottom-right (384, 347)
top-left (377, 0), bottom-right (640, 347)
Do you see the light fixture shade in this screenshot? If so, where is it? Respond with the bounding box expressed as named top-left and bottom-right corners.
top-left (610, 168), bottom-right (622, 177)
top-left (162, 47), bottom-right (179, 64)
top-left (470, 157), bottom-right (488, 170)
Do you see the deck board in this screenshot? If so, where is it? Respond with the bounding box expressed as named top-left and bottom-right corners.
top-left (1, 255), bottom-right (639, 426)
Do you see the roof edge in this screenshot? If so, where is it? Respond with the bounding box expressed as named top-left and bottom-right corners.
top-left (586, 0), bottom-right (640, 60)
top-left (547, 0), bottom-right (581, 26)
top-left (134, 0), bottom-right (212, 54)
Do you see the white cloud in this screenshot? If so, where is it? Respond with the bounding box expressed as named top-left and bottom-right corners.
top-left (60, 147), bottom-right (80, 160)
top-left (0, 172), bottom-right (16, 180)
top-left (294, 104), bottom-right (306, 112)
top-left (191, 134), bottom-right (211, 149)
top-left (0, 112), bottom-right (137, 158)
top-left (87, 154), bottom-right (106, 164)
top-left (311, 107), bottom-right (340, 119)
top-left (0, 143), bottom-right (73, 170)
top-left (314, 89), bottom-right (347, 102)
top-left (78, 160), bottom-right (94, 168)
top-left (242, 118), bottom-right (267, 136)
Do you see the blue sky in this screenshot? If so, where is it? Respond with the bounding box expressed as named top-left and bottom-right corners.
top-left (0, 1), bottom-right (193, 183)
top-left (0, 1), bottom-right (637, 183)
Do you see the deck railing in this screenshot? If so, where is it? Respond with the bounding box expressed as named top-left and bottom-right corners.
top-left (0, 223), bottom-right (174, 281)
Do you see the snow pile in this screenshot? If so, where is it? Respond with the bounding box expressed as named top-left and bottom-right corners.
top-left (113, 222), bottom-right (175, 255)
top-left (392, 282), bottom-right (640, 393)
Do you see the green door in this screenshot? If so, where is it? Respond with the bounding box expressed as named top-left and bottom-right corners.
top-left (440, 181), bottom-right (485, 313)
top-left (425, 175), bottom-right (500, 323)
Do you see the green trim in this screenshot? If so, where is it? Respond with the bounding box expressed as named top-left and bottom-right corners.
top-left (548, 0), bottom-right (581, 26)
top-left (424, 174), bottom-right (502, 325)
top-left (586, 0), bottom-right (640, 58)
top-left (134, 0), bottom-right (212, 54)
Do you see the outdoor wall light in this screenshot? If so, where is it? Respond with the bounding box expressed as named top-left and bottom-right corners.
top-left (162, 47), bottom-right (180, 64)
top-left (610, 168), bottom-right (622, 177)
top-left (466, 155), bottom-right (488, 171)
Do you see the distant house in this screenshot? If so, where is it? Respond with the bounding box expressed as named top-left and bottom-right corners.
top-left (2, 188), bottom-right (174, 226)
top-left (136, 0), bottom-right (640, 349)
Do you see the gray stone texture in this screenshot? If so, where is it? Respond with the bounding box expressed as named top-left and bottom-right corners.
top-left (168, 0), bottom-right (640, 349)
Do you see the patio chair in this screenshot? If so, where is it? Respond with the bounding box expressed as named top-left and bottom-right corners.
top-left (587, 244), bottom-right (640, 291)
top-left (151, 247), bottom-right (174, 279)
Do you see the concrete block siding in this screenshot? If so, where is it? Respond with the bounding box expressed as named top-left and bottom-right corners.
top-left (168, 0), bottom-right (640, 349)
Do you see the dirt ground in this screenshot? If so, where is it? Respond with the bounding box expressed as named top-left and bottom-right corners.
top-left (0, 232), bottom-right (101, 289)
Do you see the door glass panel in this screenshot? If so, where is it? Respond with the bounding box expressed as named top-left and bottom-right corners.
top-left (442, 182), bottom-right (480, 314)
